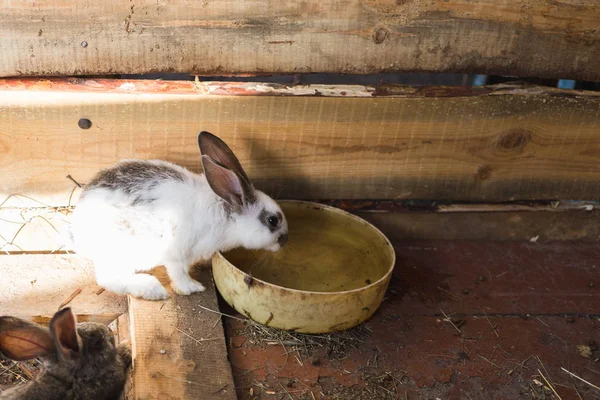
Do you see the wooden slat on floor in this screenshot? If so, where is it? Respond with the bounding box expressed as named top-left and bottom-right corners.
top-left (128, 265), bottom-right (236, 400)
top-left (0, 254), bottom-right (126, 325)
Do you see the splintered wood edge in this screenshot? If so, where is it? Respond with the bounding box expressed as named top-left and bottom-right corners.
top-left (0, 78), bottom-right (598, 98)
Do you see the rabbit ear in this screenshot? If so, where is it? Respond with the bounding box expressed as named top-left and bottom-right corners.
top-left (197, 131), bottom-right (251, 184)
top-left (201, 155), bottom-right (255, 211)
top-left (0, 317), bottom-right (55, 361)
top-left (50, 308), bottom-right (81, 361)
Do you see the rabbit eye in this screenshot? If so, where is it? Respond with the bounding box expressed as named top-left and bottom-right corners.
top-left (267, 216), bottom-right (279, 227)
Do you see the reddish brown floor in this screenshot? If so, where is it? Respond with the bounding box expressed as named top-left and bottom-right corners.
top-left (224, 241), bottom-right (600, 399)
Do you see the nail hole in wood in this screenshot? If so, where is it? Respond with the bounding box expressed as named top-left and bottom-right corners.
top-left (78, 118), bottom-right (92, 129)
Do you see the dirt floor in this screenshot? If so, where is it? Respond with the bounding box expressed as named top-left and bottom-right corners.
top-left (224, 240), bottom-right (600, 400)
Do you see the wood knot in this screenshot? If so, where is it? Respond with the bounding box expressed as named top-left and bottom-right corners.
top-left (496, 129), bottom-right (530, 150)
top-left (373, 28), bottom-right (389, 44)
top-left (476, 165), bottom-right (492, 181)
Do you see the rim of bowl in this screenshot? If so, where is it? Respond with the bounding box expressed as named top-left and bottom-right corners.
top-left (213, 200), bottom-right (397, 296)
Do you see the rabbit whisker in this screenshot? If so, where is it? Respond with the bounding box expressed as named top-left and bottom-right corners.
top-left (272, 184), bottom-right (284, 200)
top-left (248, 251), bottom-right (269, 274)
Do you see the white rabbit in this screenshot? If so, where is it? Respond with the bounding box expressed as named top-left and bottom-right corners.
top-left (69, 131), bottom-right (288, 300)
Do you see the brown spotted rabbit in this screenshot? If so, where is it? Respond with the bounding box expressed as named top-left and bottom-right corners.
top-left (0, 308), bottom-right (131, 400)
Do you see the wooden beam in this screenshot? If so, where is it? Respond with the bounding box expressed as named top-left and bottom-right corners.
top-left (0, 1), bottom-right (598, 80)
top-left (0, 254), bottom-right (127, 325)
top-left (322, 199), bottom-right (600, 213)
top-left (1, 203), bottom-right (599, 253)
top-left (359, 209), bottom-right (600, 242)
top-left (128, 266), bottom-right (236, 400)
top-left (1, 79), bottom-right (600, 205)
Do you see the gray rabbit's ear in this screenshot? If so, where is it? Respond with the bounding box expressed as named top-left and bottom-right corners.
top-left (50, 308), bottom-right (82, 361)
top-left (197, 131), bottom-right (251, 184)
top-left (0, 317), bottom-right (55, 361)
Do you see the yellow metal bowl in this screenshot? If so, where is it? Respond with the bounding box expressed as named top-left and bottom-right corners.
top-left (211, 200), bottom-right (396, 334)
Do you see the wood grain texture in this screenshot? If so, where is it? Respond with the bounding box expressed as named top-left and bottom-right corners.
top-left (359, 209), bottom-right (600, 242)
top-left (0, 254), bottom-right (127, 325)
top-left (128, 266), bottom-right (236, 400)
top-left (0, 1), bottom-right (599, 80)
top-left (1, 204), bottom-right (599, 253)
top-left (1, 79), bottom-right (600, 204)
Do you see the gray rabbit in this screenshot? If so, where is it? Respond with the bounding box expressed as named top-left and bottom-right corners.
top-left (0, 308), bottom-right (131, 400)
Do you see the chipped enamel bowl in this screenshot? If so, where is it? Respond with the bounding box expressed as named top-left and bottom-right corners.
top-left (211, 200), bottom-right (395, 334)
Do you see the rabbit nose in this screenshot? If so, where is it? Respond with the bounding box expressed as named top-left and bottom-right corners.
top-left (278, 233), bottom-right (288, 246)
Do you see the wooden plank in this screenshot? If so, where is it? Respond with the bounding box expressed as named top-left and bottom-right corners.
top-left (359, 209), bottom-right (600, 242)
top-left (0, 1), bottom-right (599, 80)
top-left (1, 79), bottom-right (600, 205)
top-left (128, 265), bottom-right (236, 400)
top-left (0, 254), bottom-right (127, 325)
top-left (323, 199), bottom-right (600, 213)
top-left (2, 203), bottom-right (600, 253)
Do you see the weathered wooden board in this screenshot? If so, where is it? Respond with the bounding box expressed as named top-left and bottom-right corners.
top-left (0, 1), bottom-right (599, 80)
top-left (128, 266), bottom-right (236, 400)
top-left (2, 203), bottom-right (599, 253)
top-left (1, 79), bottom-right (600, 205)
top-left (359, 208), bottom-right (600, 242)
top-left (0, 254), bottom-right (126, 325)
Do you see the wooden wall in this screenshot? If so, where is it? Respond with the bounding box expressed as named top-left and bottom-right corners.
top-left (1, 79), bottom-right (599, 208)
top-left (0, 0), bottom-right (598, 80)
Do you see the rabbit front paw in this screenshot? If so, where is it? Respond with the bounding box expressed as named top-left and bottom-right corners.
top-left (172, 278), bottom-right (206, 295)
